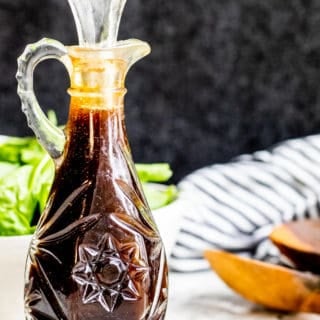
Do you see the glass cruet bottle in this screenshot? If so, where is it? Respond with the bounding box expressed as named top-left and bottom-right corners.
top-left (15, 1), bottom-right (168, 319)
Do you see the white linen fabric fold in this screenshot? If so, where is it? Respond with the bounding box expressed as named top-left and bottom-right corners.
top-left (169, 134), bottom-right (320, 272)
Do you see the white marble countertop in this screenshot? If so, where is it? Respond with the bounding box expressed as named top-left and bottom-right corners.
top-left (166, 271), bottom-right (320, 320)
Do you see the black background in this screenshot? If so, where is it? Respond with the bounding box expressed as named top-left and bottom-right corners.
top-left (1, 0), bottom-right (320, 181)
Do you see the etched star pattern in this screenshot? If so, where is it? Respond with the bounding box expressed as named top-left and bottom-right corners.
top-left (72, 233), bottom-right (150, 312)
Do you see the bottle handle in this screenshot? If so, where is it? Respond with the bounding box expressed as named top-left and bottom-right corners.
top-left (16, 38), bottom-right (72, 159)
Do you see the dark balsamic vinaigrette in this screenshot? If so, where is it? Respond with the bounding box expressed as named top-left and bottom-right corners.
top-left (25, 98), bottom-right (168, 320)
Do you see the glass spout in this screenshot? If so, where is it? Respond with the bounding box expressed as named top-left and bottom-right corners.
top-left (66, 0), bottom-right (151, 83)
top-left (68, 0), bottom-right (127, 46)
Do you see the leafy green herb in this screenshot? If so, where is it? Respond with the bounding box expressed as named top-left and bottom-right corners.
top-left (0, 162), bottom-right (18, 179)
top-left (0, 137), bottom-right (42, 164)
top-left (0, 136), bottom-right (177, 236)
top-left (142, 184), bottom-right (178, 210)
top-left (135, 163), bottom-right (173, 182)
top-left (0, 165), bottom-right (37, 235)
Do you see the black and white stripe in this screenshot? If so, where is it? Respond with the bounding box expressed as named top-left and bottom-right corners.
top-left (169, 134), bottom-right (320, 272)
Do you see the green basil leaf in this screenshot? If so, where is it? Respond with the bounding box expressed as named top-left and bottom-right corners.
top-left (135, 163), bottom-right (173, 182)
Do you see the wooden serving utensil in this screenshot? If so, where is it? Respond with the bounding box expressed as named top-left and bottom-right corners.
top-left (204, 249), bottom-right (320, 313)
top-left (269, 219), bottom-right (320, 274)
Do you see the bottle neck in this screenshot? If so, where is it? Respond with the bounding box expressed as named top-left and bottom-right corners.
top-left (63, 47), bottom-right (132, 160)
top-left (67, 58), bottom-right (127, 110)
top-left (67, 47), bottom-right (128, 97)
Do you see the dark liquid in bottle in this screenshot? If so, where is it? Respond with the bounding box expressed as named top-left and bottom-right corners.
top-left (25, 101), bottom-right (168, 320)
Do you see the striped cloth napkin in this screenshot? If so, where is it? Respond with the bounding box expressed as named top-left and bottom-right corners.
top-left (169, 134), bottom-right (320, 272)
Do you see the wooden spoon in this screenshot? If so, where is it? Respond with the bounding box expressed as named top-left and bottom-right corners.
top-left (204, 249), bottom-right (320, 313)
top-left (270, 219), bottom-right (320, 273)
